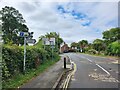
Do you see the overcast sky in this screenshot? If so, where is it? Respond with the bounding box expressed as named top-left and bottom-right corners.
top-left (0, 0), bottom-right (119, 45)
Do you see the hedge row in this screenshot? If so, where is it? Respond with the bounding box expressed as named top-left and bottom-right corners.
top-left (2, 45), bottom-right (57, 81)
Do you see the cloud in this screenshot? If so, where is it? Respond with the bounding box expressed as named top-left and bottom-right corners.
top-left (0, 0), bottom-right (118, 45)
top-left (18, 2), bottom-right (37, 13)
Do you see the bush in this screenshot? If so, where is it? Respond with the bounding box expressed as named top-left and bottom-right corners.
top-left (88, 49), bottom-right (98, 54)
top-left (107, 41), bottom-right (120, 56)
top-left (2, 45), bottom-right (23, 79)
top-left (2, 44), bottom-right (56, 81)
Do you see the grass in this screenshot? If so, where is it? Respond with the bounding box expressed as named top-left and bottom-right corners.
top-left (3, 56), bottom-right (60, 89)
top-left (80, 52), bottom-right (119, 59)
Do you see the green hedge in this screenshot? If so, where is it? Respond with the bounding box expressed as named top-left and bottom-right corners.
top-left (2, 45), bottom-right (56, 81)
top-left (106, 41), bottom-right (120, 56)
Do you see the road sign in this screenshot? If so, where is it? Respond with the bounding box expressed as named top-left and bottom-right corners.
top-left (18, 31), bottom-right (35, 72)
top-left (42, 38), bottom-right (55, 45)
top-left (42, 38), bottom-right (48, 45)
top-left (19, 32), bottom-right (24, 37)
top-left (49, 38), bottom-right (55, 45)
top-left (19, 32), bottom-right (29, 37)
top-left (27, 39), bottom-right (36, 44)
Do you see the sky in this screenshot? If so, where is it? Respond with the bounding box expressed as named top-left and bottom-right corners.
top-left (0, 0), bottom-right (119, 45)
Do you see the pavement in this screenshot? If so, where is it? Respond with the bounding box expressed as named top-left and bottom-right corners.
top-left (20, 56), bottom-right (66, 88)
top-left (63, 53), bottom-right (119, 88)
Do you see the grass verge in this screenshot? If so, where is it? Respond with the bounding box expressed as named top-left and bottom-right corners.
top-left (80, 52), bottom-right (119, 59)
top-left (81, 52), bottom-right (119, 64)
top-left (3, 56), bottom-right (60, 89)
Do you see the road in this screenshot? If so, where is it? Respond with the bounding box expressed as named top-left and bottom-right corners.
top-left (64, 53), bottom-right (119, 89)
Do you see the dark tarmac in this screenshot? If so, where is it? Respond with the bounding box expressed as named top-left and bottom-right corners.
top-left (65, 53), bottom-right (119, 89)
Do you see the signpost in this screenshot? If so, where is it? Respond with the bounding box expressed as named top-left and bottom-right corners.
top-left (42, 37), bottom-right (55, 60)
top-left (26, 39), bottom-right (36, 44)
top-left (18, 32), bottom-right (35, 73)
top-left (49, 38), bottom-right (55, 45)
top-left (24, 36), bottom-right (26, 72)
top-left (42, 38), bottom-right (55, 45)
top-left (50, 41), bottom-right (54, 61)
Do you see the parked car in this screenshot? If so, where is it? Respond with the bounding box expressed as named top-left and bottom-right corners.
top-left (63, 50), bottom-right (69, 53)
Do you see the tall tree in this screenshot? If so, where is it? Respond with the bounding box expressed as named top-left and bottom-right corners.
top-left (93, 39), bottom-right (105, 54)
top-left (71, 42), bottom-right (78, 48)
top-left (78, 40), bottom-right (88, 52)
top-left (0, 6), bottom-right (29, 45)
top-left (102, 27), bottom-right (120, 45)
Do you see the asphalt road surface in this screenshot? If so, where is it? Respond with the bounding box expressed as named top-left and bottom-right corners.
top-left (64, 53), bottom-right (119, 89)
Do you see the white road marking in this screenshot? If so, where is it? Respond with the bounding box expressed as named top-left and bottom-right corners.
top-left (96, 64), bottom-right (110, 76)
top-left (80, 56), bottom-right (92, 62)
top-left (81, 56), bottom-right (110, 76)
top-left (80, 55), bottom-right (119, 82)
top-left (87, 58), bottom-right (93, 63)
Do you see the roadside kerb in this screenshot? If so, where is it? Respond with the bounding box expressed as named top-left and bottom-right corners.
top-left (52, 70), bottom-right (64, 89)
top-left (52, 55), bottom-right (73, 90)
top-left (62, 62), bottom-right (76, 90)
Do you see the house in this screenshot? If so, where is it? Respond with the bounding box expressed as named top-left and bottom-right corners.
top-left (60, 42), bottom-right (69, 53)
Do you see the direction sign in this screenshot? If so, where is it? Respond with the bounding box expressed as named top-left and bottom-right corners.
top-left (19, 32), bottom-right (24, 37)
top-left (42, 38), bottom-right (50, 45)
top-left (27, 39), bottom-right (36, 44)
top-left (18, 31), bottom-right (35, 72)
top-left (19, 32), bottom-right (29, 37)
top-left (49, 38), bottom-right (55, 45)
top-left (42, 38), bottom-right (55, 45)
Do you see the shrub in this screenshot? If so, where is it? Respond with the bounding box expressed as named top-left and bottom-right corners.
top-left (107, 41), bottom-right (120, 56)
top-left (88, 49), bottom-right (98, 54)
top-left (2, 44), bottom-right (55, 81)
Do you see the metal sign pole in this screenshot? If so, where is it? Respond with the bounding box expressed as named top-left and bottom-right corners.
top-left (18, 32), bottom-right (35, 73)
top-left (52, 46), bottom-right (53, 60)
top-left (44, 44), bottom-right (45, 50)
top-left (23, 37), bottom-right (26, 72)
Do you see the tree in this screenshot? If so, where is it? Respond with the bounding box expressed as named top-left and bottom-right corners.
top-left (0, 6), bottom-right (29, 45)
top-left (71, 42), bottom-right (78, 48)
top-left (70, 42), bottom-right (78, 52)
top-left (45, 32), bottom-right (63, 49)
top-left (102, 27), bottom-right (120, 45)
top-left (36, 32), bottom-right (64, 52)
top-left (78, 40), bottom-right (88, 52)
top-left (93, 39), bottom-right (105, 54)
top-left (102, 27), bottom-right (120, 55)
